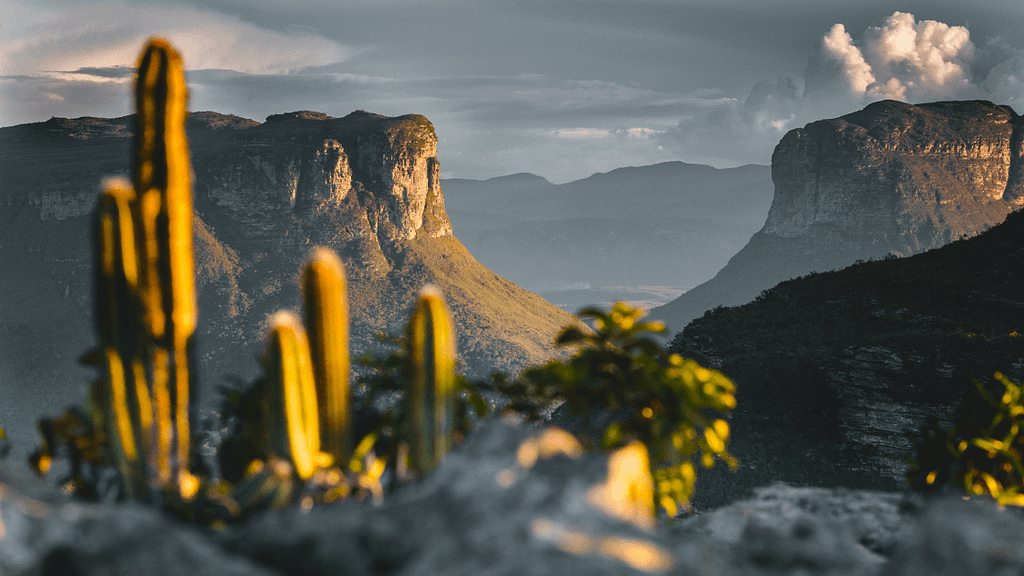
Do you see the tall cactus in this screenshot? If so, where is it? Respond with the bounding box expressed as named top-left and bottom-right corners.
top-left (302, 247), bottom-right (352, 466)
top-left (95, 179), bottom-right (151, 499)
top-left (407, 285), bottom-right (457, 477)
top-left (131, 37), bottom-right (197, 493)
top-left (87, 38), bottom-right (197, 501)
top-left (261, 312), bottom-right (322, 481)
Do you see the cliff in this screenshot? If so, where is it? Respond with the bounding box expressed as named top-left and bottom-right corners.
top-left (667, 207), bottom-right (1024, 505)
top-left (650, 100), bottom-right (1022, 333)
top-left (0, 110), bottom-right (574, 457)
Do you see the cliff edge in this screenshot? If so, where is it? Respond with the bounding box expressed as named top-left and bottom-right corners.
top-left (650, 100), bottom-right (1022, 333)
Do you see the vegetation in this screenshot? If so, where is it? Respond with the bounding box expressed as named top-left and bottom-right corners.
top-left (20, 38), bottom-right (737, 529)
top-left (908, 372), bottom-right (1024, 506)
top-left (487, 303), bottom-right (737, 516)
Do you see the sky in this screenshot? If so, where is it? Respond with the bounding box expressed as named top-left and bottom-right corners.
top-left (4, 1), bottom-right (1024, 183)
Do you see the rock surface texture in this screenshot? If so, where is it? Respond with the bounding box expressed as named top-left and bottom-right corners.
top-left (2, 420), bottom-right (1023, 576)
top-left (651, 100), bottom-right (1022, 333)
top-left (0, 110), bottom-right (574, 460)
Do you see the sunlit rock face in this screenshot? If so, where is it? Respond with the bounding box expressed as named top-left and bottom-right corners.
top-left (766, 100), bottom-right (1020, 248)
top-left (651, 100), bottom-right (1022, 333)
top-left (193, 111), bottom-right (450, 245)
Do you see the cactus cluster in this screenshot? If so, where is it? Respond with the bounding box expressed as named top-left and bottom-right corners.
top-left (29, 39), bottom-right (199, 503)
top-left (28, 38), bottom-right (470, 521)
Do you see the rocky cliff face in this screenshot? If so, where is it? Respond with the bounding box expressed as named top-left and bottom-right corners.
top-left (0, 110), bottom-right (571, 459)
top-left (651, 100), bottom-right (1021, 333)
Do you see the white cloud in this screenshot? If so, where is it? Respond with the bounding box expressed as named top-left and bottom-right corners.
top-left (821, 24), bottom-right (875, 95)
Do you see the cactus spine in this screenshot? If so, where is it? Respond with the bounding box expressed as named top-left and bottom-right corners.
top-left (261, 312), bottom-right (322, 481)
top-left (407, 285), bottom-right (457, 477)
top-left (302, 247), bottom-right (352, 466)
top-left (90, 38), bottom-right (196, 500)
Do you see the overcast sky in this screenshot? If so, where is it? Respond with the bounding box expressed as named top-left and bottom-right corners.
top-left (4, 1), bottom-right (1024, 182)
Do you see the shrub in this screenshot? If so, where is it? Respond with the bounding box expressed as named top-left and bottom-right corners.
top-left (490, 302), bottom-right (737, 516)
top-left (907, 371), bottom-right (1024, 506)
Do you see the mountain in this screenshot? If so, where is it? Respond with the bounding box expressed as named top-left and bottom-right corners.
top-left (668, 205), bottom-right (1024, 506)
top-left (0, 110), bottom-right (576, 456)
top-left (441, 162), bottom-right (773, 307)
top-left (650, 100), bottom-right (1024, 333)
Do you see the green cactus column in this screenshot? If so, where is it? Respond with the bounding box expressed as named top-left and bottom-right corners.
top-left (302, 247), bottom-right (352, 467)
top-left (407, 285), bottom-right (457, 477)
top-left (262, 311), bottom-right (322, 481)
top-left (131, 38), bottom-right (197, 494)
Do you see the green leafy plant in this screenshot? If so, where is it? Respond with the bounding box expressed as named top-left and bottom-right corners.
top-left (491, 302), bottom-right (737, 516)
top-left (907, 371), bottom-right (1024, 506)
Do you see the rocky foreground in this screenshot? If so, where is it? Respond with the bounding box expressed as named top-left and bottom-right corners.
top-left (2, 419), bottom-right (1022, 576)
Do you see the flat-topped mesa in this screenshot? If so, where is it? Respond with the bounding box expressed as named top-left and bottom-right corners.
top-left (766, 100), bottom-right (1022, 252)
top-left (194, 110), bottom-right (451, 242)
top-left (649, 99), bottom-right (1022, 334)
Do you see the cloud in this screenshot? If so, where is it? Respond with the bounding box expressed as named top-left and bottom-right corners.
top-left (2, 3), bottom-right (353, 77)
top-left (818, 12), bottom-right (976, 101)
top-left (659, 11), bottom-right (1024, 168)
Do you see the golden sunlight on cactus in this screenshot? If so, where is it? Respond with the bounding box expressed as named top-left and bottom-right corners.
top-left (132, 38), bottom-right (196, 494)
top-left (262, 311), bottom-right (324, 481)
top-left (407, 284), bottom-right (457, 477)
top-left (302, 247), bottom-right (352, 466)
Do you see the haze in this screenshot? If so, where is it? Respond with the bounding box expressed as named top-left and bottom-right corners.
top-left (3, 1), bottom-right (1024, 183)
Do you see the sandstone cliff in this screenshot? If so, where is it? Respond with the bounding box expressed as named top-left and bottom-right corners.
top-left (651, 100), bottom-right (1022, 334)
top-left (0, 110), bottom-right (574, 458)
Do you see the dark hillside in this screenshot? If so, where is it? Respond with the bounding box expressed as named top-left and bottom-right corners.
top-left (670, 207), bottom-right (1024, 508)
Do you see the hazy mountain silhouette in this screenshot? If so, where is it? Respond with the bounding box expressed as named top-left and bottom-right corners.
top-left (443, 162), bottom-right (773, 308)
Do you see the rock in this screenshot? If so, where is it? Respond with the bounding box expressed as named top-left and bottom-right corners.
top-left (882, 496), bottom-right (1024, 576)
top-left (219, 419), bottom-right (722, 576)
top-left (4, 423), bottom-right (1024, 576)
top-left (0, 461), bottom-right (277, 576)
top-left (651, 100), bottom-right (1021, 333)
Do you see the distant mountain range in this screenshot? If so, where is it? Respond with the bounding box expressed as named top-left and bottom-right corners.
top-left (650, 100), bottom-right (1024, 334)
top-left (441, 162), bottom-right (773, 309)
top-left (0, 110), bottom-right (576, 457)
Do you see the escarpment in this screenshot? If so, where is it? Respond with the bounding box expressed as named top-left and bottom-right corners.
top-left (651, 100), bottom-right (1022, 334)
top-left (0, 110), bottom-right (572, 457)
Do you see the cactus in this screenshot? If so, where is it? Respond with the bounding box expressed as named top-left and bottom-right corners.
top-left (131, 38), bottom-right (197, 494)
top-left (407, 285), bottom-right (457, 477)
top-left (302, 247), bottom-right (352, 466)
top-left (261, 311), bottom-right (323, 481)
top-left (82, 38), bottom-right (197, 501)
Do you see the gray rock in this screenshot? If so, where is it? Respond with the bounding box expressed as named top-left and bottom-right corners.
top-left (883, 496), bottom-right (1024, 576)
top-left (5, 421), bottom-right (1024, 576)
top-left (0, 461), bottom-right (278, 576)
